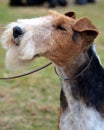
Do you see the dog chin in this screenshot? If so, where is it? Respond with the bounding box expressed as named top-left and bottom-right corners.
top-left (5, 47), bottom-right (33, 71)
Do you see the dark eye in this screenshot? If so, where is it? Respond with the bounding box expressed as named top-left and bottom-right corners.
top-left (56, 25), bottom-right (66, 31)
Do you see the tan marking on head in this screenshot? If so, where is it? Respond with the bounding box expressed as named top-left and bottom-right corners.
top-left (49, 10), bottom-right (62, 17)
top-left (44, 14), bottom-right (80, 66)
top-left (45, 13), bottom-right (99, 66)
top-left (1, 11), bottom-right (99, 69)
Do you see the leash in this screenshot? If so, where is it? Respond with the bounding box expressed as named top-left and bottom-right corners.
top-left (63, 56), bottom-right (93, 80)
top-left (0, 56), bottom-right (93, 80)
top-left (60, 56), bottom-right (93, 81)
top-left (0, 62), bottom-right (52, 80)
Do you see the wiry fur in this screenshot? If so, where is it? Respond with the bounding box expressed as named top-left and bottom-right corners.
top-left (1, 11), bottom-right (104, 130)
top-left (1, 16), bottom-right (53, 70)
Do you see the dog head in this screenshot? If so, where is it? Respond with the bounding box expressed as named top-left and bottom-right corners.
top-left (1, 10), bottom-right (98, 70)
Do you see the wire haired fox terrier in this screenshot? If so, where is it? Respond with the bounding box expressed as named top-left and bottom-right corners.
top-left (1, 10), bottom-right (104, 130)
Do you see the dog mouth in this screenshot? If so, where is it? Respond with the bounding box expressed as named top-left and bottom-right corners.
top-left (12, 26), bottom-right (41, 60)
top-left (13, 37), bottom-right (22, 46)
top-left (33, 54), bottom-right (40, 59)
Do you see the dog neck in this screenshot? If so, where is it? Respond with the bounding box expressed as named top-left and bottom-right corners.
top-left (55, 51), bottom-right (89, 80)
top-left (55, 45), bottom-right (104, 130)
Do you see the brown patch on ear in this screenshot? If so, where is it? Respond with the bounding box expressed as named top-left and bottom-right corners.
top-left (72, 17), bottom-right (99, 50)
top-left (72, 17), bottom-right (98, 33)
top-left (65, 11), bottom-right (76, 19)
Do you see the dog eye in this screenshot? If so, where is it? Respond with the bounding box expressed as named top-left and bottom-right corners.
top-left (56, 25), bottom-right (66, 31)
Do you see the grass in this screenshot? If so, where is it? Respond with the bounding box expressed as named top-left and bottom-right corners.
top-left (0, 0), bottom-right (104, 129)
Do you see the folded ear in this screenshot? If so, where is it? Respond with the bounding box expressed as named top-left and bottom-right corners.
top-left (72, 17), bottom-right (99, 51)
top-left (64, 11), bottom-right (76, 19)
top-left (72, 17), bottom-right (99, 44)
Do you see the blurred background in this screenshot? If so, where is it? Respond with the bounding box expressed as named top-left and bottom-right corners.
top-left (0, 0), bottom-right (104, 130)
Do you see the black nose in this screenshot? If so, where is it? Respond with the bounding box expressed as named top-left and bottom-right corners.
top-left (13, 26), bottom-right (24, 38)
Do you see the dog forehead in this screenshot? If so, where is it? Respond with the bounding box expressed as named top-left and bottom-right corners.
top-left (53, 16), bottom-right (75, 27)
top-left (15, 13), bottom-right (75, 28)
top-left (49, 10), bottom-right (76, 25)
top-left (17, 15), bottom-right (53, 26)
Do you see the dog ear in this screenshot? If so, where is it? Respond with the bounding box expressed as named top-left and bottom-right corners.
top-left (65, 11), bottom-right (76, 19)
top-left (72, 17), bottom-right (99, 50)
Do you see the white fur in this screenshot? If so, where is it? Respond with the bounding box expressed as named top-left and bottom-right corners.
top-left (59, 80), bottom-right (104, 130)
top-left (92, 44), bottom-right (102, 64)
top-left (1, 16), bottom-right (53, 70)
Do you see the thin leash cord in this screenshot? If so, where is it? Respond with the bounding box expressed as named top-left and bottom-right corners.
top-left (62, 56), bottom-right (93, 80)
top-left (0, 62), bottom-right (52, 80)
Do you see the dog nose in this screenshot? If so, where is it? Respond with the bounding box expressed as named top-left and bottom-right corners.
top-left (13, 26), bottom-right (24, 38)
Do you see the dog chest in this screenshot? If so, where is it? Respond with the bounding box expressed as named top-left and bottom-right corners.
top-left (59, 101), bottom-right (104, 130)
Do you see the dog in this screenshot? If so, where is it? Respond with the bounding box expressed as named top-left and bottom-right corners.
top-left (1, 10), bottom-right (104, 130)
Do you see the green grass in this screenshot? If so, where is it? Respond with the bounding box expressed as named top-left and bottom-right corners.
top-left (0, 0), bottom-right (104, 129)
